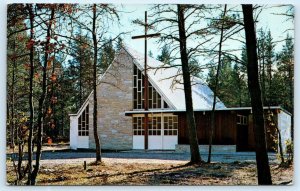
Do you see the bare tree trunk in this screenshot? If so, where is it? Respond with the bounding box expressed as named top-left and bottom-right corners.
top-left (30, 7), bottom-right (55, 185)
top-left (79, 61), bottom-right (83, 106)
top-left (26, 4), bottom-right (34, 185)
top-left (79, 40), bottom-right (83, 106)
top-left (288, 65), bottom-right (293, 141)
top-left (17, 126), bottom-right (25, 182)
top-left (242, 4), bottom-right (272, 185)
top-left (92, 3), bottom-right (102, 163)
top-left (208, 4), bottom-right (227, 163)
top-left (262, 44), bottom-right (266, 104)
top-left (10, 40), bottom-right (17, 148)
top-left (61, 102), bottom-right (65, 136)
top-left (177, 4), bottom-right (201, 164)
top-left (276, 126), bottom-right (285, 164)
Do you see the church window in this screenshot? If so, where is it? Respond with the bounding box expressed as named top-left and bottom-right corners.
top-left (133, 65), bottom-right (170, 109)
top-left (78, 104), bottom-right (89, 136)
top-left (133, 117), bottom-right (145, 135)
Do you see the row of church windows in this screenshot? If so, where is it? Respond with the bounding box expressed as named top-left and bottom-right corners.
top-left (132, 115), bottom-right (178, 136)
top-left (78, 104), bottom-right (89, 136)
top-left (77, 65), bottom-right (174, 136)
top-left (133, 65), bottom-right (169, 109)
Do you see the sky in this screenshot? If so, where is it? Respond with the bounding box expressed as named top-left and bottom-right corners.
top-left (0, 1), bottom-right (299, 191)
top-left (110, 4), bottom-right (294, 61)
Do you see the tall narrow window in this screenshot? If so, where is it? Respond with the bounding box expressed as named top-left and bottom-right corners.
top-left (133, 65), bottom-right (170, 109)
top-left (78, 104), bottom-right (89, 136)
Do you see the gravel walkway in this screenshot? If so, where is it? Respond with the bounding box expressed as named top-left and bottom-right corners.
top-left (8, 149), bottom-right (278, 165)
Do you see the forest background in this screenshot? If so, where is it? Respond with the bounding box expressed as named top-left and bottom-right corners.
top-left (1, 0), bottom-right (300, 190)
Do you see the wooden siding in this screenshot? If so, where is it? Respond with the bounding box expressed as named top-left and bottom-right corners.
top-left (177, 109), bottom-right (279, 151)
top-left (178, 111), bottom-right (236, 145)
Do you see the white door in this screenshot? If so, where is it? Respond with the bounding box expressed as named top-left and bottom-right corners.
top-left (148, 115), bottom-right (178, 150)
top-left (133, 116), bottom-right (145, 149)
top-left (148, 116), bottom-right (163, 149)
top-left (163, 136), bottom-right (177, 150)
top-left (133, 136), bottom-right (145, 149)
top-left (162, 115), bottom-right (178, 150)
top-left (132, 115), bottom-right (178, 150)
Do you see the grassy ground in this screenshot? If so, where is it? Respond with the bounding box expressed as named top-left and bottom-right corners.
top-left (6, 160), bottom-right (293, 185)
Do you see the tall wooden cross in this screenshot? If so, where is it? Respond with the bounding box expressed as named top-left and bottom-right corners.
top-left (132, 11), bottom-right (160, 150)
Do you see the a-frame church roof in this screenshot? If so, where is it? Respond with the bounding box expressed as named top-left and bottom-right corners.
top-left (124, 46), bottom-right (226, 110)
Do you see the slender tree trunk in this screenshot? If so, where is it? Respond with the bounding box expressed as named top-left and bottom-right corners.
top-left (177, 4), bottom-right (201, 164)
top-left (208, 4), bottom-right (227, 163)
top-left (26, 4), bottom-right (34, 185)
top-left (30, 7), bottom-right (55, 185)
top-left (17, 139), bottom-right (23, 182)
top-left (17, 120), bottom-right (25, 182)
top-left (239, 79), bottom-right (242, 107)
top-left (288, 65), bottom-right (293, 141)
top-left (242, 4), bottom-right (272, 185)
top-left (61, 101), bottom-right (65, 136)
top-left (275, 125), bottom-right (285, 164)
top-left (92, 3), bottom-right (102, 163)
top-left (10, 40), bottom-right (17, 148)
top-left (262, 45), bottom-right (266, 104)
top-left (48, 52), bottom-right (55, 139)
top-left (79, 44), bottom-right (83, 106)
top-left (79, 63), bottom-right (82, 106)
top-left (267, 56), bottom-right (272, 104)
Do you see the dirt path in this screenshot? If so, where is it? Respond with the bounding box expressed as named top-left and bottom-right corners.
top-left (7, 159), bottom-right (293, 186)
top-left (6, 147), bottom-right (292, 186)
top-left (8, 148), bottom-right (279, 165)
top-left (7, 144), bottom-right (280, 170)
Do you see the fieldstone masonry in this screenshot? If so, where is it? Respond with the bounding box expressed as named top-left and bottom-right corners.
top-left (175, 144), bottom-right (237, 153)
top-left (88, 48), bottom-right (134, 150)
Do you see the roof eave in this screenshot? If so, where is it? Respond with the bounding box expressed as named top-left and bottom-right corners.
top-left (124, 106), bottom-right (292, 116)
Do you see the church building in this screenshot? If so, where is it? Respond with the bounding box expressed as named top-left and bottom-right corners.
top-left (69, 46), bottom-right (291, 152)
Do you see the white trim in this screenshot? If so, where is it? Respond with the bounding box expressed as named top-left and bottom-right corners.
top-left (125, 106), bottom-right (291, 115)
top-left (98, 60), bottom-right (114, 83)
top-left (70, 115), bottom-right (78, 150)
top-left (69, 48), bottom-right (119, 117)
top-left (70, 103), bottom-right (90, 150)
top-left (69, 91), bottom-right (93, 116)
top-left (277, 110), bottom-right (292, 152)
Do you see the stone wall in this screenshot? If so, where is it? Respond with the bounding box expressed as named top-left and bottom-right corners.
top-left (88, 48), bottom-right (134, 150)
top-left (175, 144), bottom-right (237, 153)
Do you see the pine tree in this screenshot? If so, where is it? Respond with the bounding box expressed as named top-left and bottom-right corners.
top-left (157, 44), bottom-right (171, 65)
top-left (99, 38), bottom-right (115, 72)
top-left (177, 4), bottom-right (202, 163)
top-left (276, 34), bottom-right (294, 139)
top-left (242, 4), bottom-right (272, 185)
top-left (69, 32), bottom-right (93, 107)
top-left (148, 50), bottom-right (154, 58)
top-left (116, 37), bottom-right (123, 51)
top-left (207, 58), bottom-right (250, 107)
top-left (257, 29), bottom-right (275, 105)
